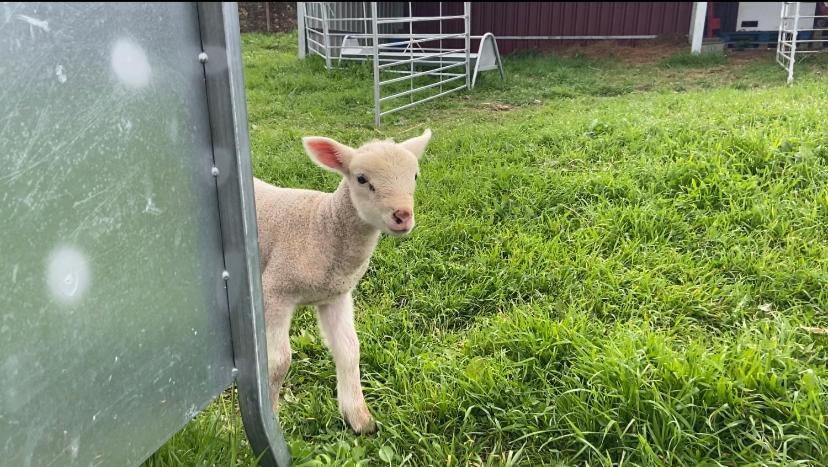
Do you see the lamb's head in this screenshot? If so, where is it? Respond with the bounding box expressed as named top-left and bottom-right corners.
top-left (303, 129), bottom-right (432, 236)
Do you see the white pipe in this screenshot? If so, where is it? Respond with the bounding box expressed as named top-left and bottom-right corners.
top-left (777, 1), bottom-right (786, 54)
top-left (320, 2), bottom-right (331, 70)
top-left (690, 1), bottom-right (708, 54)
top-left (379, 84), bottom-right (466, 116)
top-left (789, 2), bottom-right (801, 84)
top-left (464, 2), bottom-right (470, 91)
top-left (409, 2), bottom-right (414, 103)
top-left (371, 2), bottom-right (380, 126)
top-left (380, 74), bottom-right (465, 102)
top-left (471, 35), bottom-right (658, 40)
top-left (439, 2), bottom-right (443, 93)
top-left (376, 15), bottom-right (466, 24)
top-left (378, 32), bottom-right (465, 48)
top-left (378, 48), bottom-right (465, 69)
top-left (297, 2), bottom-right (307, 59)
top-left (312, 32), bottom-right (661, 40)
top-left (379, 61), bottom-right (465, 86)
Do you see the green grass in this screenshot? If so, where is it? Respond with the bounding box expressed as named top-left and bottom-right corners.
top-left (659, 51), bottom-right (727, 68)
top-left (146, 33), bottom-right (828, 466)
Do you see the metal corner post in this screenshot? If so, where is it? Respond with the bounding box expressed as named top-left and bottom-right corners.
top-left (196, 3), bottom-right (291, 466)
top-left (297, 2), bottom-right (307, 59)
top-left (788, 2), bottom-right (801, 84)
top-left (777, 2), bottom-right (785, 56)
top-left (371, 1), bottom-right (381, 126)
top-left (689, 2), bottom-right (707, 54)
top-left (409, 2), bottom-right (414, 103)
top-left (321, 2), bottom-right (332, 70)
top-left (464, 2), bottom-right (471, 90)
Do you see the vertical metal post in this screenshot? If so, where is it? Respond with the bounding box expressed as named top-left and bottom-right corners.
top-left (196, 4), bottom-right (292, 465)
top-left (362, 2), bottom-right (369, 49)
top-left (297, 2), bottom-right (306, 58)
top-left (265, 2), bottom-right (271, 32)
top-left (321, 1), bottom-right (332, 70)
top-left (439, 2), bottom-right (443, 92)
top-left (788, 2), bottom-right (800, 84)
top-left (371, 2), bottom-right (381, 126)
top-left (409, 2), bottom-right (414, 103)
top-left (464, 2), bottom-right (471, 90)
top-left (689, 2), bottom-right (707, 54)
top-left (776, 1), bottom-right (786, 57)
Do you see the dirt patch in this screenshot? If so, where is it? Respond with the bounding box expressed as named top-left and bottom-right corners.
top-left (480, 103), bottom-right (514, 112)
top-left (725, 48), bottom-right (776, 63)
top-left (521, 38), bottom-right (777, 65)
top-left (526, 37), bottom-right (688, 64)
top-left (238, 2), bottom-right (297, 33)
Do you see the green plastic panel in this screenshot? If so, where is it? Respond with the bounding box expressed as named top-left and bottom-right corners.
top-left (0, 3), bottom-right (237, 465)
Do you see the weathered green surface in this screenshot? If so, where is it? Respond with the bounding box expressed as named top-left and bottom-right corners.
top-left (1, 3), bottom-right (236, 464)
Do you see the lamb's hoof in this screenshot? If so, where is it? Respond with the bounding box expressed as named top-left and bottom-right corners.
top-left (344, 407), bottom-right (377, 435)
top-left (349, 417), bottom-right (377, 435)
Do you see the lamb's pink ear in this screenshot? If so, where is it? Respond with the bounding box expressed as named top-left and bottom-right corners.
top-left (302, 136), bottom-right (355, 175)
top-left (399, 128), bottom-right (432, 160)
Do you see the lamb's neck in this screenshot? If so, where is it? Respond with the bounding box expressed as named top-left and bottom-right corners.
top-left (319, 180), bottom-right (381, 274)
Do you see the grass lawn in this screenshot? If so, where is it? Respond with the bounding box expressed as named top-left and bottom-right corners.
top-left (146, 33), bottom-right (828, 466)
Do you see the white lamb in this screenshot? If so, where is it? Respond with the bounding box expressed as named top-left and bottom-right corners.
top-left (254, 129), bottom-right (432, 434)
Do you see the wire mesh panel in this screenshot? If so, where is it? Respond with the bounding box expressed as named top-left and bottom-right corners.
top-left (776, 2), bottom-right (828, 83)
top-left (370, 2), bottom-right (471, 126)
top-left (299, 2), bottom-right (472, 126)
top-left (303, 2), bottom-right (404, 65)
top-left (0, 2), bottom-right (288, 465)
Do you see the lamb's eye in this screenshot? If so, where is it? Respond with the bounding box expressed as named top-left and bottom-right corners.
top-left (357, 175), bottom-right (368, 184)
top-left (415, 173), bottom-right (419, 181)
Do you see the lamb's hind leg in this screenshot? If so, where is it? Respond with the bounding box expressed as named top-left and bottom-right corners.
top-left (317, 292), bottom-right (376, 434)
top-left (264, 298), bottom-right (296, 414)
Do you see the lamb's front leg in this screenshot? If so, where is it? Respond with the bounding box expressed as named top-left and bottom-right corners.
top-left (264, 298), bottom-right (296, 414)
top-left (317, 292), bottom-right (376, 434)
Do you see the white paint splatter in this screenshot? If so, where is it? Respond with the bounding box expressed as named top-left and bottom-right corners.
top-left (46, 246), bottom-right (90, 305)
top-left (111, 39), bottom-right (150, 88)
top-left (55, 64), bottom-right (67, 83)
top-left (167, 118), bottom-right (179, 140)
top-left (69, 437), bottom-right (79, 459)
top-left (117, 118), bottom-right (133, 133)
top-left (144, 197), bottom-right (162, 215)
top-left (15, 14), bottom-right (49, 32)
top-left (184, 404), bottom-right (198, 421)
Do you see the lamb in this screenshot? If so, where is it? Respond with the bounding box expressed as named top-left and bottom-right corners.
top-left (254, 129), bottom-right (432, 434)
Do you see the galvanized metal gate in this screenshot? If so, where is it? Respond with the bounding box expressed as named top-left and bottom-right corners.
top-left (298, 2), bottom-right (474, 127)
top-left (0, 2), bottom-right (289, 466)
top-left (776, 2), bottom-right (828, 83)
